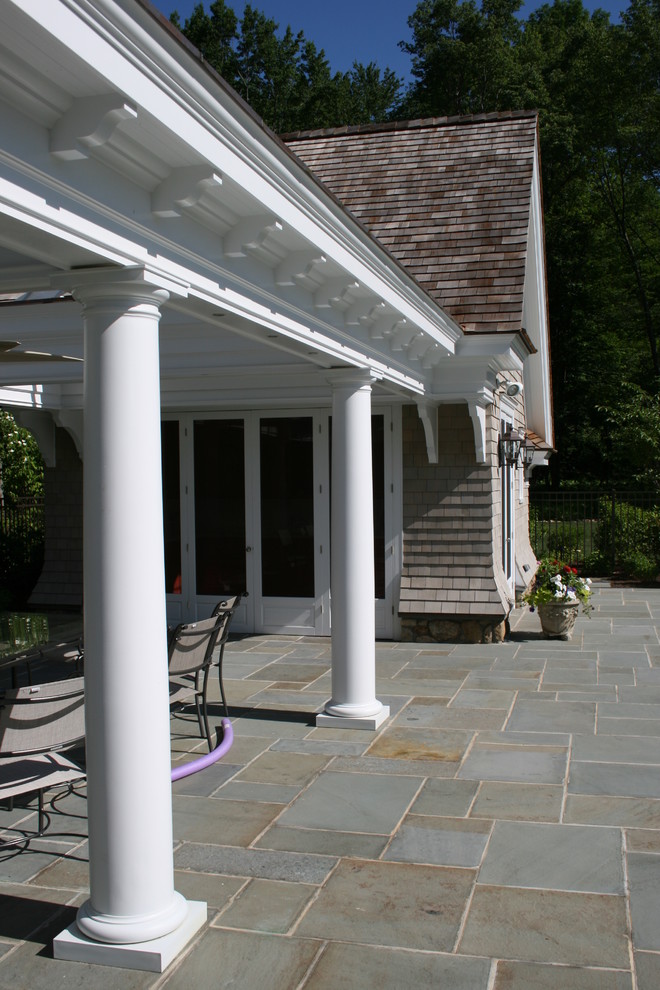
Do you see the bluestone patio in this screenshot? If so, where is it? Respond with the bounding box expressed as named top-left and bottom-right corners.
top-left (1, 581), bottom-right (660, 989)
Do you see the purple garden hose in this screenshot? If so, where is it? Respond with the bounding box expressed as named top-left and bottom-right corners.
top-left (170, 718), bottom-right (234, 782)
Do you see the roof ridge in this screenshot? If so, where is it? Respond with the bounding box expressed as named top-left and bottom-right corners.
top-left (281, 109), bottom-right (539, 142)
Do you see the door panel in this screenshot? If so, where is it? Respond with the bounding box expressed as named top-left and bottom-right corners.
top-left (259, 416), bottom-right (315, 598)
top-left (162, 420), bottom-right (182, 597)
top-left (256, 414), bottom-right (322, 634)
top-left (193, 419), bottom-right (246, 596)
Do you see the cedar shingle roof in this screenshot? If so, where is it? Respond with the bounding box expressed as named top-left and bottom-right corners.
top-left (283, 112), bottom-right (538, 334)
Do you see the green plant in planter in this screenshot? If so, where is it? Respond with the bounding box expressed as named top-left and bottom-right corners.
top-left (523, 557), bottom-right (593, 616)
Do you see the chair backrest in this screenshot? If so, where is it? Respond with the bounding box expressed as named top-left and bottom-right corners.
top-left (211, 594), bottom-right (243, 616)
top-left (0, 676), bottom-right (85, 757)
top-left (168, 613), bottom-right (229, 676)
top-left (210, 593), bottom-right (243, 646)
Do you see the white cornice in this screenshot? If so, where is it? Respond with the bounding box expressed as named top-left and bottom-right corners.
top-left (3, 0), bottom-right (460, 359)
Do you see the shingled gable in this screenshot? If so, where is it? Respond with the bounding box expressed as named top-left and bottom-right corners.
top-left (283, 111), bottom-right (538, 334)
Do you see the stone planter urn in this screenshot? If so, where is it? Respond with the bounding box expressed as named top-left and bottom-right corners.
top-left (538, 600), bottom-right (581, 640)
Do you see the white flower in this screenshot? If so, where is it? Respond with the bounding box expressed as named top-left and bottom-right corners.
top-left (566, 589), bottom-right (577, 600)
top-left (550, 574), bottom-right (563, 586)
top-left (554, 588), bottom-right (565, 598)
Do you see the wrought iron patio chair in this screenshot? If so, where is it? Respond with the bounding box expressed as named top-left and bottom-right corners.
top-left (168, 611), bottom-right (235, 750)
top-left (37, 637), bottom-right (85, 676)
top-left (0, 676), bottom-right (86, 851)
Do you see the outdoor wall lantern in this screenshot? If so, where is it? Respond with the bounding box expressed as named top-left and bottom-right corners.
top-left (499, 427), bottom-right (525, 467)
top-left (522, 438), bottom-right (536, 470)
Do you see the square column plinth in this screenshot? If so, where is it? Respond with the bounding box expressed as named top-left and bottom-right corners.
top-left (54, 901), bottom-right (207, 973)
top-left (316, 707), bottom-right (390, 730)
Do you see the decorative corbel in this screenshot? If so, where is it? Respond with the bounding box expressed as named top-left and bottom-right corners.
top-left (50, 96), bottom-right (137, 160)
top-left (151, 166), bottom-right (223, 218)
top-left (223, 214), bottom-right (283, 257)
top-left (389, 322), bottom-right (418, 351)
top-left (52, 409), bottom-right (84, 461)
top-left (314, 278), bottom-right (359, 309)
top-left (422, 343), bottom-right (443, 369)
top-left (275, 251), bottom-right (326, 287)
top-left (370, 315), bottom-right (403, 340)
top-left (407, 334), bottom-right (432, 362)
top-left (347, 301), bottom-right (387, 328)
top-left (467, 399), bottom-right (488, 464)
top-left (416, 401), bottom-right (439, 464)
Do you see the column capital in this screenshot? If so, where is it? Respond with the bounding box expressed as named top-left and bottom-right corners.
top-left (51, 265), bottom-right (189, 308)
top-left (325, 368), bottom-right (380, 391)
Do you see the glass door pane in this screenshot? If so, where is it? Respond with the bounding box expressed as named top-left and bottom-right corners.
top-left (161, 420), bottom-right (182, 595)
top-left (372, 415), bottom-right (385, 600)
top-left (260, 417), bottom-right (314, 598)
top-left (194, 419), bottom-right (246, 595)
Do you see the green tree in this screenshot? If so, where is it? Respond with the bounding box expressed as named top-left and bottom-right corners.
top-left (580, 0), bottom-right (660, 382)
top-left (0, 410), bottom-right (43, 505)
top-left (598, 383), bottom-right (660, 487)
top-left (168, 1), bottom-right (403, 131)
top-left (399, 0), bottom-right (526, 117)
top-left (171, 2), bottom-right (240, 84)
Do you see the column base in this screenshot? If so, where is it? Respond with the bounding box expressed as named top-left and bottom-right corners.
top-left (53, 900), bottom-right (207, 973)
top-left (316, 706), bottom-right (390, 730)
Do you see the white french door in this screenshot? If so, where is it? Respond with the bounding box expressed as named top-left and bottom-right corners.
top-left (162, 407), bottom-right (400, 637)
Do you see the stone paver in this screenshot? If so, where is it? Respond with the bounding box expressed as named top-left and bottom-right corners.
top-left (478, 821), bottom-right (624, 893)
top-left (1, 582), bottom-right (660, 988)
top-left (295, 858), bottom-right (475, 951)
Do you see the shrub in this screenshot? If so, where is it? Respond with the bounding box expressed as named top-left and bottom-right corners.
top-left (594, 496), bottom-right (660, 578)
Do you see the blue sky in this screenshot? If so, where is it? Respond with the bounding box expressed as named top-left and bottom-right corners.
top-left (153, 0), bottom-right (627, 80)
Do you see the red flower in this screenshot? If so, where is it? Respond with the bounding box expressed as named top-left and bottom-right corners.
top-left (563, 565), bottom-right (571, 572)
top-left (572, 567), bottom-right (578, 574)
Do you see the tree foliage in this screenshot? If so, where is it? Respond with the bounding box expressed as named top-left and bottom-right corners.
top-left (169, 1), bottom-right (404, 130)
top-left (169, 0), bottom-right (660, 487)
top-left (0, 410), bottom-right (44, 505)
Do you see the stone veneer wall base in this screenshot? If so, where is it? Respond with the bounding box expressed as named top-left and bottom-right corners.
top-left (401, 615), bottom-right (509, 644)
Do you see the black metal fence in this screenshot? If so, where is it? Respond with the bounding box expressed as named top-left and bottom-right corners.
top-left (0, 498), bottom-right (45, 604)
top-left (529, 490), bottom-right (660, 578)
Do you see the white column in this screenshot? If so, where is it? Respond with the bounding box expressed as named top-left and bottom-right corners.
top-left (53, 268), bottom-right (205, 972)
top-left (317, 370), bottom-right (389, 730)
